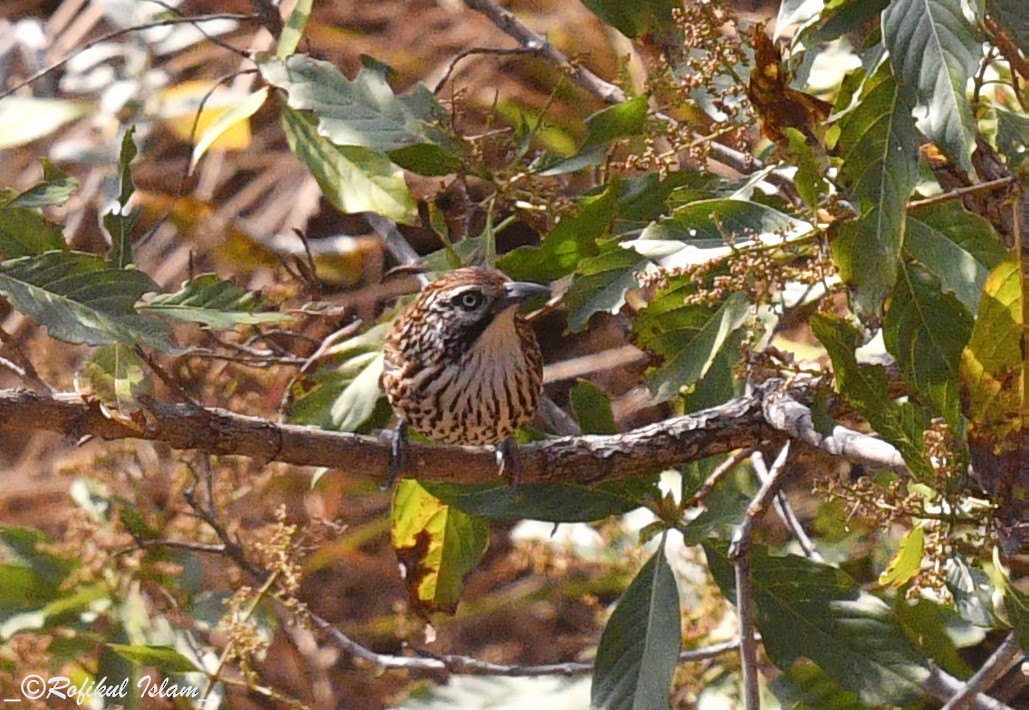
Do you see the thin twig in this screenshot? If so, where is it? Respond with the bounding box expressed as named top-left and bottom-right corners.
top-left (685, 447), bottom-right (755, 510)
top-left (939, 632), bottom-right (1024, 710)
top-left (730, 441), bottom-right (792, 710)
top-left (907, 177), bottom-right (1016, 211)
top-left (750, 450), bottom-right (822, 561)
top-left (433, 46), bottom-right (542, 94)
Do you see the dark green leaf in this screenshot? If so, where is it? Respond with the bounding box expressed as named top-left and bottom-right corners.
top-left (591, 541), bottom-right (681, 709)
top-left (832, 61), bottom-right (920, 314)
top-left (570, 379), bottom-right (618, 434)
top-left (994, 107), bottom-right (1027, 171)
top-left (583, 96), bottom-right (649, 148)
top-left (679, 463), bottom-right (752, 545)
top-left (0, 251), bottom-right (173, 351)
top-left (142, 274), bottom-right (292, 329)
top-left (770, 661), bottom-right (866, 710)
top-left (105, 127), bottom-right (138, 269)
top-left (884, 262), bottom-right (973, 423)
top-left (905, 201), bottom-right (1008, 313)
top-left (0, 527), bottom-right (76, 587)
top-left (564, 246), bottom-right (649, 332)
top-left (635, 198), bottom-right (810, 251)
top-left (423, 481), bottom-right (648, 522)
top-left (986, 0), bottom-right (1029, 51)
top-left (945, 554), bottom-right (1001, 628)
top-left (633, 291), bottom-right (750, 401)
top-left (581, 0), bottom-right (678, 39)
top-left (705, 540), bottom-right (931, 706)
top-left (107, 644), bottom-right (200, 674)
top-left (2, 159), bottom-right (79, 209)
top-left (783, 127), bottom-right (826, 209)
top-left (0, 209), bottom-right (64, 257)
top-left (280, 106), bottom-right (416, 223)
top-left (883, 0), bottom-right (979, 171)
top-left (811, 314), bottom-right (932, 476)
top-left (894, 597), bottom-right (974, 679)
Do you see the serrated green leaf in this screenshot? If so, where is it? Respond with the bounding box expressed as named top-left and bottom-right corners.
top-left (276, 0), bottom-right (313, 58)
top-left (705, 540), bottom-right (931, 706)
top-left (811, 314), bottom-right (932, 476)
top-left (191, 87), bottom-right (268, 169)
top-left (959, 256), bottom-right (1021, 451)
top-left (591, 540), bottom-right (680, 710)
top-left (879, 525), bottom-right (925, 587)
top-left (423, 480), bottom-right (648, 522)
top-left (905, 201), bottom-right (1008, 313)
top-left (280, 106), bottom-right (417, 223)
top-left (633, 290), bottom-right (750, 401)
top-left (260, 53), bottom-right (459, 172)
top-left (77, 344), bottom-right (153, 419)
top-left (0, 251), bottom-right (173, 351)
top-left (570, 379), bottom-right (618, 434)
top-left (884, 262), bottom-right (973, 423)
top-left (882, 0), bottom-right (979, 172)
top-left (391, 480), bottom-right (489, 616)
top-left (105, 128), bottom-right (138, 269)
top-left (107, 644), bottom-right (200, 673)
top-left (287, 321), bottom-right (390, 433)
top-left (832, 61), bottom-right (920, 314)
top-left (499, 181), bottom-right (619, 282)
top-left (3, 159), bottom-right (79, 209)
top-left (142, 273), bottom-right (290, 329)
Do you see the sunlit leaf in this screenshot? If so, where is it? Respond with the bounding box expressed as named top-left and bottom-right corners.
top-left (0, 252), bottom-right (172, 351)
top-left (0, 97), bottom-right (91, 149)
top-left (280, 106), bottom-right (417, 223)
top-left (564, 246), bottom-right (649, 332)
top-left (276, 0), bottom-right (313, 58)
top-left (706, 541), bottom-right (931, 706)
top-left (878, 525), bottom-right (924, 588)
top-left (591, 540), bottom-right (681, 709)
top-left (190, 87), bottom-right (268, 169)
top-left (391, 480), bottom-right (489, 616)
top-left (882, 0), bottom-right (979, 171)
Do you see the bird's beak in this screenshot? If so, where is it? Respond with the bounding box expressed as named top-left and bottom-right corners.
top-left (499, 280), bottom-right (551, 310)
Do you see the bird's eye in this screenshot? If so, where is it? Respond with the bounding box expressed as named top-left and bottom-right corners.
top-left (453, 291), bottom-right (484, 310)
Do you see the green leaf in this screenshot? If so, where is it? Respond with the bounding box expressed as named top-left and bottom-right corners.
top-left (678, 463), bottom-right (752, 545)
top-left (77, 344), bottom-right (153, 419)
top-left (581, 0), bottom-right (677, 39)
top-left (104, 127), bottom-right (138, 269)
top-left (391, 480), bottom-right (490, 616)
top-left (287, 321), bottom-right (390, 433)
top-left (705, 541), bottom-right (931, 706)
top-left (276, 0), bottom-right (313, 58)
top-left (882, 0), bottom-right (979, 172)
top-left (280, 106), bottom-right (417, 223)
top-left (423, 480), bottom-right (649, 522)
top-left (0, 527), bottom-right (76, 586)
top-left (107, 644), bottom-right (200, 674)
top-left (959, 256), bottom-right (1021, 452)
top-left (190, 87), bottom-right (269, 169)
top-left (142, 274), bottom-right (291, 328)
top-left (884, 262), bottom-right (973, 422)
top-left (0, 207), bottom-right (64, 258)
top-left (564, 246), bottom-right (650, 332)
top-left (537, 97), bottom-right (649, 176)
top-left (793, 0), bottom-right (889, 48)
top-left (770, 661), bottom-right (867, 710)
top-left (987, 0), bottom-right (1029, 50)
top-left (260, 54), bottom-right (459, 173)
top-left (945, 554), bottom-right (1001, 628)
top-left (832, 61), bottom-right (920, 314)
top-left (811, 314), bottom-right (932, 476)
top-left (591, 541), bottom-right (681, 710)
top-left (905, 201), bottom-right (1008, 313)
top-left (0, 251), bottom-right (173, 351)
top-left (570, 379), bottom-right (618, 434)
top-left (3, 159), bottom-right (79, 209)
top-left (783, 127), bottom-right (826, 210)
top-left (878, 524), bottom-right (925, 588)
top-left (499, 181), bottom-right (619, 282)
top-left (894, 597), bottom-right (974, 679)
top-left (633, 290), bottom-right (750, 401)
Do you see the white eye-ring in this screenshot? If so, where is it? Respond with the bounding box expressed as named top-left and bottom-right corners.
top-left (456, 291), bottom-right (483, 309)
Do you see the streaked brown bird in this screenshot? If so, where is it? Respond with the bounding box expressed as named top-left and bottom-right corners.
top-left (380, 267), bottom-right (549, 485)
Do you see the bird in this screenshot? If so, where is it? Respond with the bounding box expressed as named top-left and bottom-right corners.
top-left (380, 266), bottom-right (549, 486)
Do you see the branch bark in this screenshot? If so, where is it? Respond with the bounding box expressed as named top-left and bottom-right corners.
top-left (0, 380), bottom-right (906, 485)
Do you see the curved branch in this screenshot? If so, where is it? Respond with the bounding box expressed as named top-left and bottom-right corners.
top-left (0, 381), bottom-right (907, 485)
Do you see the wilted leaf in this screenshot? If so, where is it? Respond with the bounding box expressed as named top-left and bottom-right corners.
top-left (705, 541), bottom-right (931, 706)
top-left (882, 0), bottom-right (979, 172)
top-left (591, 541), bottom-right (681, 710)
top-left (281, 106), bottom-right (417, 223)
top-left (0, 252), bottom-right (172, 351)
top-left (142, 274), bottom-right (291, 328)
top-left (391, 480), bottom-right (489, 616)
top-left (75, 344), bottom-right (153, 426)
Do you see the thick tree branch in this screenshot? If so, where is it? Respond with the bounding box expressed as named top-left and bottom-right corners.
top-left (0, 382), bottom-right (911, 484)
